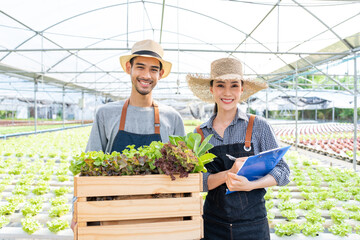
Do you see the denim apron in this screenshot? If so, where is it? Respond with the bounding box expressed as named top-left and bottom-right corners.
top-left (110, 99), bottom-right (162, 153)
top-left (198, 115), bottom-right (269, 240)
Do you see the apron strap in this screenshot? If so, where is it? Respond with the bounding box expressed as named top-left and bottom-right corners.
top-left (245, 115), bottom-right (256, 150)
top-left (153, 101), bottom-right (160, 134)
top-left (119, 99), bottom-right (129, 131)
top-left (119, 99), bottom-right (160, 134)
top-left (196, 125), bottom-right (204, 142)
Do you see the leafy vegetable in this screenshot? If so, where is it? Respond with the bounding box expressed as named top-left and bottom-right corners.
top-left (330, 209), bottom-right (348, 224)
top-left (47, 218), bottom-right (69, 233)
top-left (299, 200), bottom-right (318, 210)
top-left (154, 141), bottom-right (198, 180)
top-left (50, 196), bottom-right (68, 206)
top-left (329, 223), bottom-right (352, 237)
top-left (278, 201), bottom-right (298, 211)
top-left (264, 188), bottom-right (274, 200)
top-left (21, 203), bottom-right (43, 216)
top-left (304, 209), bottom-right (325, 224)
top-left (342, 203), bottom-right (360, 212)
top-left (355, 225), bottom-right (360, 234)
top-left (57, 175), bottom-right (69, 182)
top-left (301, 222), bottom-right (324, 237)
top-left (21, 216), bottom-right (42, 234)
top-left (54, 187), bottom-right (71, 196)
top-left (6, 195), bottom-right (25, 204)
top-left (281, 210), bottom-right (298, 221)
top-left (320, 200), bottom-right (337, 210)
top-left (169, 132), bottom-right (216, 173)
top-left (49, 204), bottom-right (70, 218)
top-left (32, 180), bottom-right (50, 195)
top-left (0, 203), bottom-right (19, 215)
top-left (70, 133), bottom-right (215, 180)
top-left (0, 215), bottom-right (9, 229)
top-left (267, 211), bottom-right (275, 221)
top-left (274, 222), bottom-right (302, 236)
top-left (265, 200), bottom-right (274, 210)
top-left (28, 196), bottom-right (46, 205)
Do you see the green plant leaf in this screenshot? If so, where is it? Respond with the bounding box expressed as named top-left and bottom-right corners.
top-left (186, 133), bottom-right (201, 154)
top-left (198, 153), bottom-right (216, 165)
top-left (169, 135), bottom-right (185, 146)
top-left (196, 134), bottom-right (214, 157)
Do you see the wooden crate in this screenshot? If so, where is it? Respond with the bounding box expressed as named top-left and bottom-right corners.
top-left (74, 173), bottom-right (203, 240)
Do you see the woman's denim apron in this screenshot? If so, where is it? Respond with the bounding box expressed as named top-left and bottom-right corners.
top-left (199, 115), bottom-right (270, 240)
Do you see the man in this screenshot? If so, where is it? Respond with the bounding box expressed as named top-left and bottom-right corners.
top-left (71, 39), bottom-right (185, 231)
top-left (86, 39), bottom-right (185, 153)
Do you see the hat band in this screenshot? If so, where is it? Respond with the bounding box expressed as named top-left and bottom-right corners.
top-left (133, 50), bottom-right (162, 59)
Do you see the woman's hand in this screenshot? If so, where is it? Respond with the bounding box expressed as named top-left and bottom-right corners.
top-left (226, 172), bottom-right (253, 192)
top-left (228, 157), bottom-right (247, 174)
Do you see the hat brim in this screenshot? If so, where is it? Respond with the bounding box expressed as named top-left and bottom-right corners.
top-left (186, 74), bottom-right (268, 103)
top-left (120, 54), bottom-right (172, 78)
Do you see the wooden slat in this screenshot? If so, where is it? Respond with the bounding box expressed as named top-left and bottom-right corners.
top-left (77, 197), bottom-right (86, 227)
top-left (193, 216), bottom-right (204, 239)
top-left (77, 196), bottom-right (201, 222)
top-left (77, 219), bottom-right (202, 240)
top-left (74, 173), bottom-right (201, 197)
top-left (100, 217), bottom-right (184, 226)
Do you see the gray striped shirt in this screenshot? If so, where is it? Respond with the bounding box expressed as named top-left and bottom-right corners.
top-left (197, 107), bottom-right (290, 192)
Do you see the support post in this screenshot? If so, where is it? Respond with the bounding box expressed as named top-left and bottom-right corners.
top-left (62, 87), bottom-right (65, 129)
top-left (353, 53), bottom-right (358, 171)
top-left (34, 79), bottom-right (38, 133)
top-left (81, 91), bottom-right (84, 125)
top-left (295, 68), bottom-right (299, 151)
top-left (266, 87), bottom-right (269, 119)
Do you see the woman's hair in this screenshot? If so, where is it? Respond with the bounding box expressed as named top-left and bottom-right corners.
top-left (210, 79), bottom-right (244, 114)
top-left (210, 80), bottom-right (218, 113)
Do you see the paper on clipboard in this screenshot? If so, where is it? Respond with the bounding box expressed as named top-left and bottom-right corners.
top-left (226, 145), bottom-right (291, 195)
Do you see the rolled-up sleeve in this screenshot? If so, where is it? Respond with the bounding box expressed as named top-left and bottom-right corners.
top-left (269, 159), bottom-right (290, 186)
top-left (202, 172), bottom-right (211, 192)
top-left (260, 120), bottom-right (290, 186)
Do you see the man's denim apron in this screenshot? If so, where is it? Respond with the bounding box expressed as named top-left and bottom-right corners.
top-left (199, 115), bottom-right (270, 240)
top-left (111, 99), bottom-right (162, 153)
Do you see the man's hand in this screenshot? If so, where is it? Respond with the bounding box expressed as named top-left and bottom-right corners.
top-left (70, 217), bottom-right (77, 232)
top-left (228, 157), bottom-right (247, 174)
top-left (226, 172), bottom-right (253, 192)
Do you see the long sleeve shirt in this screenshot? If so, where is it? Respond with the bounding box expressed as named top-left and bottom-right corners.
top-left (197, 107), bottom-right (290, 192)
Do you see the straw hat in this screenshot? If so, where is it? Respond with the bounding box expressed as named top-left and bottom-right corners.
top-left (120, 39), bottom-right (172, 78)
top-left (187, 58), bottom-right (268, 103)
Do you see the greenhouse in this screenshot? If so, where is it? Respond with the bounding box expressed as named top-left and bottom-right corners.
top-left (1, 0), bottom-right (360, 239)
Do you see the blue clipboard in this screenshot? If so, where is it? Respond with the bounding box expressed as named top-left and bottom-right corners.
top-left (226, 145), bottom-right (291, 195)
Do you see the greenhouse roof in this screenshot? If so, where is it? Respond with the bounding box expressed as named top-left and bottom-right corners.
top-left (0, 0), bottom-right (359, 102)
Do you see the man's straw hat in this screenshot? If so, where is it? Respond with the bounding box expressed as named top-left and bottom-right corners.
top-left (187, 58), bottom-right (268, 103)
top-left (120, 39), bottom-right (172, 78)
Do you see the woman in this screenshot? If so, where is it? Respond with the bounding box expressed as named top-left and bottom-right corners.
top-left (187, 58), bottom-right (290, 240)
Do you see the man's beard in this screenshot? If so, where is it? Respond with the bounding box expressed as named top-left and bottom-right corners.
top-left (135, 87), bottom-right (151, 95)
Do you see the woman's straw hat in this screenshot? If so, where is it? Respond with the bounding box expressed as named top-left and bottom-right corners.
top-left (120, 39), bottom-right (172, 78)
top-left (187, 58), bottom-right (268, 103)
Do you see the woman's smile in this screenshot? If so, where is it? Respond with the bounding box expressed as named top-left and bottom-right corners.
top-left (221, 98), bottom-right (234, 104)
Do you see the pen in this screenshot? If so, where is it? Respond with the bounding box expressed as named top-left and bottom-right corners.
top-left (226, 154), bottom-right (237, 161)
